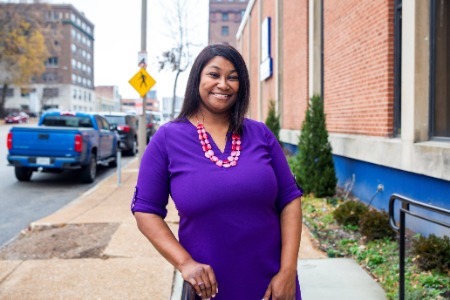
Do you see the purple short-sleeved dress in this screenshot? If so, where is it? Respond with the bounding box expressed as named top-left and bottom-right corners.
top-left (132, 118), bottom-right (303, 300)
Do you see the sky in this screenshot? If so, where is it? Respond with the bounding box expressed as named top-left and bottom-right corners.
top-left (50, 0), bottom-right (209, 100)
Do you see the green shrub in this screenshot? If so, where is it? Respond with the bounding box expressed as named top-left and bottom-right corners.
top-left (332, 200), bottom-right (368, 226)
top-left (265, 100), bottom-right (281, 144)
top-left (295, 94), bottom-right (337, 197)
top-left (359, 209), bottom-right (396, 241)
top-left (411, 234), bottom-right (450, 273)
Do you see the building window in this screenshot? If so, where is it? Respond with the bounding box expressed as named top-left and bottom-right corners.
top-left (0, 88), bottom-right (14, 97)
top-left (221, 26), bottom-right (229, 36)
top-left (43, 88), bottom-right (59, 98)
top-left (46, 57), bottom-right (58, 66)
top-left (394, 0), bottom-right (402, 137)
top-left (43, 72), bottom-right (57, 82)
top-left (430, 0), bottom-right (450, 138)
top-left (222, 12), bottom-right (229, 21)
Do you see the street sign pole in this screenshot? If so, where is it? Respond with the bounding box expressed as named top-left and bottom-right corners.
top-left (138, 0), bottom-right (147, 163)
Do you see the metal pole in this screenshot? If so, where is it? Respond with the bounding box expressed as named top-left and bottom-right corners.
top-left (116, 150), bottom-right (121, 186)
top-left (138, 0), bottom-right (148, 163)
top-left (399, 203), bottom-right (407, 300)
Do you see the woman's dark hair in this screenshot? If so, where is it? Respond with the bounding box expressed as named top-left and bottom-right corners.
top-left (176, 44), bottom-right (250, 134)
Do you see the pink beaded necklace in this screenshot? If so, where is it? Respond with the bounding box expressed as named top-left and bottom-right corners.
top-left (196, 122), bottom-right (241, 168)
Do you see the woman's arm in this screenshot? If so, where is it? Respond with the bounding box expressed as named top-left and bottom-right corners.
top-left (134, 212), bottom-right (218, 299)
top-left (263, 196), bottom-right (302, 300)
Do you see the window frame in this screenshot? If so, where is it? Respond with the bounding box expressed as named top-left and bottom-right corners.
top-left (429, 0), bottom-right (450, 140)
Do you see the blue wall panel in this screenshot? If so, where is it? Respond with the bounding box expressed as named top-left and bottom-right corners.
top-left (333, 155), bottom-right (450, 236)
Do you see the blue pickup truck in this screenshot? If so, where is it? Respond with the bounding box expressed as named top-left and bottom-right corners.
top-left (6, 111), bottom-right (119, 183)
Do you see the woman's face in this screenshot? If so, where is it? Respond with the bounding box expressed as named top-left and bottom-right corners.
top-left (198, 56), bottom-right (239, 116)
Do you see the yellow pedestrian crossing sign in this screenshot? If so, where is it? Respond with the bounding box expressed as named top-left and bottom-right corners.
top-left (129, 68), bottom-right (156, 97)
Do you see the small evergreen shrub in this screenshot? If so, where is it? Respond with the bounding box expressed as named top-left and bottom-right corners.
top-left (359, 209), bottom-right (396, 241)
top-left (332, 200), bottom-right (368, 226)
top-left (295, 95), bottom-right (337, 197)
top-left (411, 234), bottom-right (450, 273)
top-left (265, 100), bottom-right (281, 144)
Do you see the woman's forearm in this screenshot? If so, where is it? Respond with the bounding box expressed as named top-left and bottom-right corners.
top-left (134, 212), bottom-right (193, 271)
top-left (279, 197), bottom-right (302, 274)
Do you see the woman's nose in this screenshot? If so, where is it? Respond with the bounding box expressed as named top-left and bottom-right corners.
top-left (217, 77), bottom-right (229, 89)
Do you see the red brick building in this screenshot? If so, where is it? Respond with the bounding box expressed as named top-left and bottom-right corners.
top-left (209, 0), bottom-right (249, 47)
top-left (237, 0), bottom-right (449, 235)
top-left (1, 3), bottom-right (95, 113)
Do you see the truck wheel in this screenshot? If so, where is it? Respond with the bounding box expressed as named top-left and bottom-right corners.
top-left (80, 154), bottom-right (97, 183)
top-left (15, 167), bottom-right (33, 181)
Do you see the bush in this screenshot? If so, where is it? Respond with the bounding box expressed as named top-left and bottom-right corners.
top-left (411, 234), bottom-right (450, 273)
top-left (295, 94), bottom-right (337, 197)
top-left (332, 200), bottom-right (368, 226)
top-left (359, 209), bottom-right (396, 241)
top-left (265, 100), bottom-right (281, 144)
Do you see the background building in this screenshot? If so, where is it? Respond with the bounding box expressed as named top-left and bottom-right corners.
top-left (95, 86), bottom-right (121, 112)
top-left (2, 3), bottom-right (95, 113)
top-left (120, 90), bottom-right (159, 114)
top-left (208, 0), bottom-right (249, 47)
top-left (162, 96), bottom-right (183, 121)
top-left (237, 0), bottom-right (449, 235)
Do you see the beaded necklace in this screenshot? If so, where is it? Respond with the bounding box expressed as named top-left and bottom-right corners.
top-left (196, 123), bottom-right (241, 168)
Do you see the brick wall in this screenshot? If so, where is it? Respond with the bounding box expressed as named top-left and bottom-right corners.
top-left (282, 0), bottom-right (309, 130)
top-left (324, 0), bottom-right (395, 137)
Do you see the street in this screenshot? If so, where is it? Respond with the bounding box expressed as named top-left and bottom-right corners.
top-left (0, 121), bottom-right (133, 247)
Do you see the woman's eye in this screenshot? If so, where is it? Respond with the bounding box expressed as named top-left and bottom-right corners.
top-left (228, 76), bottom-right (239, 81)
top-left (209, 73), bottom-right (219, 78)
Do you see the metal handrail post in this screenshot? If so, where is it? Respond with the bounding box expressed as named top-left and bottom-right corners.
top-left (399, 203), bottom-right (407, 300)
top-left (389, 194), bottom-right (450, 300)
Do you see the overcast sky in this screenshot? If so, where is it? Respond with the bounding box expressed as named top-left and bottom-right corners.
top-left (51, 0), bottom-right (209, 99)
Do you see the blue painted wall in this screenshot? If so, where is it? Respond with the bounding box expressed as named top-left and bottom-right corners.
top-left (333, 155), bottom-right (450, 236)
top-left (282, 141), bottom-right (449, 236)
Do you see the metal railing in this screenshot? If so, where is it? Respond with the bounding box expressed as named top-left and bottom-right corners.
top-left (388, 194), bottom-right (450, 300)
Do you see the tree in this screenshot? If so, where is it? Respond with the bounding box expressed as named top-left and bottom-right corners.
top-left (157, 0), bottom-right (203, 120)
top-left (265, 100), bottom-right (281, 143)
top-left (0, 3), bottom-right (50, 117)
top-left (294, 94), bottom-right (337, 197)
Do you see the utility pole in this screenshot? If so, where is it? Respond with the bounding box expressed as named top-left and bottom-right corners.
top-left (138, 0), bottom-right (147, 163)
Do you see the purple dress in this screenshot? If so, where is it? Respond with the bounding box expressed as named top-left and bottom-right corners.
top-left (131, 118), bottom-right (303, 299)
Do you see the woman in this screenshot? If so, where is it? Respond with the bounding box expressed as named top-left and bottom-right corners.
top-left (132, 44), bottom-right (303, 300)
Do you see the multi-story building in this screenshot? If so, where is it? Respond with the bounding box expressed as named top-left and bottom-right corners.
top-left (209, 0), bottom-right (249, 47)
top-left (2, 3), bottom-right (95, 113)
top-left (95, 86), bottom-right (121, 112)
top-left (236, 0), bottom-right (449, 235)
top-left (121, 90), bottom-right (159, 114)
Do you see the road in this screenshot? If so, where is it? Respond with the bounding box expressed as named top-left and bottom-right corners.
top-left (0, 121), bottom-right (133, 247)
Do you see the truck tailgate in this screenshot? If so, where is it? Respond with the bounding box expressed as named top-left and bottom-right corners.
top-left (9, 127), bottom-right (82, 157)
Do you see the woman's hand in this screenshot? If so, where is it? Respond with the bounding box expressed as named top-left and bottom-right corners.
top-left (262, 269), bottom-right (297, 300)
top-left (181, 259), bottom-right (218, 299)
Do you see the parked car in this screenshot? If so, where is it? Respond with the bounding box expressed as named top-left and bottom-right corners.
top-left (100, 112), bottom-right (138, 156)
top-left (4, 112), bottom-right (29, 124)
top-left (6, 111), bottom-right (119, 183)
top-left (145, 112), bottom-right (158, 143)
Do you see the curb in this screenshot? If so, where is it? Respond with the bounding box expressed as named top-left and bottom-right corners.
top-left (28, 157), bottom-right (138, 231)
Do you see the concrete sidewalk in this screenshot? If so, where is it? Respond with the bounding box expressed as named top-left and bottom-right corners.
top-left (0, 158), bottom-right (386, 299)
